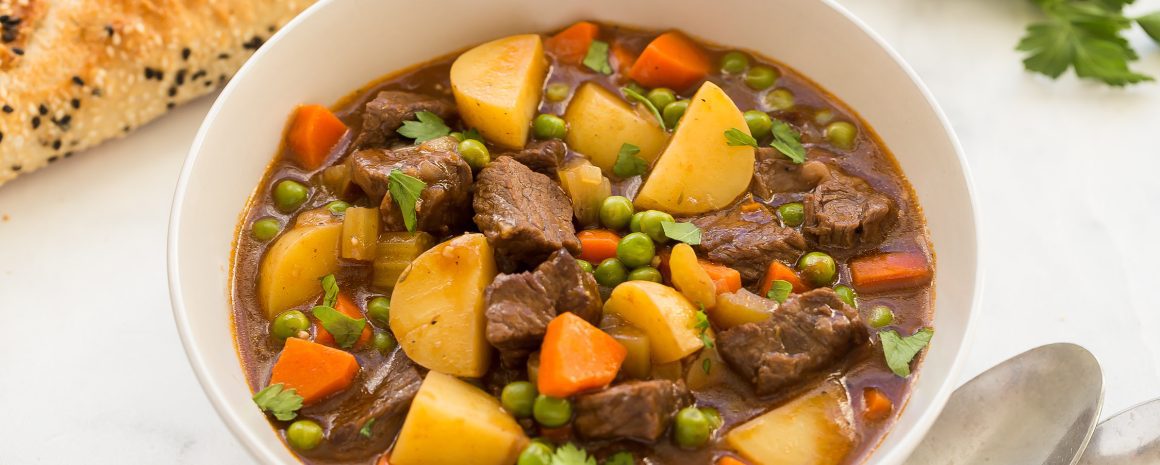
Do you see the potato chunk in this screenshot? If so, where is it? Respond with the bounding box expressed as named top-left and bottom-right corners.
top-left (669, 243), bottom-right (716, 309)
top-left (635, 81), bottom-right (755, 215)
top-left (391, 371), bottom-right (528, 465)
top-left (564, 83), bottom-right (668, 174)
top-left (389, 233), bottom-right (497, 377)
top-left (603, 281), bottom-right (703, 363)
top-left (257, 223), bottom-right (342, 319)
top-left (726, 383), bottom-right (855, 465)
top-left (450, 34), bottom-right (548, 149)
top-left (713, 289), bottom-right (776, 329)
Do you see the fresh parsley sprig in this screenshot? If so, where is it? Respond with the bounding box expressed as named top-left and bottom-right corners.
top-left (311, 274), bottom-right (367, 349)
top-left (397, 111), bottom-right (451, 143)
top-left (880, 328), bottom-right (934, 377)
top-left (552, 443), bottom-right (598, 465)
top-left (612, 143), bottom-right (647, 178)
top-left (583, 40), bottom-right (613, 75)
top-left (387, 169), bottom-right (426, 232)
top-left (723, 121), bottom-right (806, 164)
top-left (252, 383), bottom-right (304, 421)
top-left (766, 280), bottom-right (793, 303)
top-left (1017, 0), bottom-right (1160, 86)
top-left (660, 221), bottom-right (701, 245)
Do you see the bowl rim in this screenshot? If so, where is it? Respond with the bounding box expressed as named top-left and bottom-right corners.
top-left (167, 0), bottom-right (982, 463)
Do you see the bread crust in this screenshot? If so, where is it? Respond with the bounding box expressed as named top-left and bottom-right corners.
top-left (0, 0), bottom-right (314, 185)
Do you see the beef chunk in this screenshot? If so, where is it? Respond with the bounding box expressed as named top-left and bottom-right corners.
top-left (751, 147), bottom-right (832, 199)
top-left (804, 171), bottom-right (894, 248)
top-left (574, 380), bottom-right (692, 442)
top-left (304, 353), bottom-right (421, 461)
top-left (691, 202), bottom-right (807, 284)
top-left (485, 249), bottom-right (602, 365)
top-left (355, 91), bottom-right (457, 147)
top-left (347, 136), bottom-right (472, 236)
top-left (473, 156), bottom-right (580, 271)
top-left (718, 288), bottom-right (867, 396)
top-left (498, 139), bottom-right (567, 178)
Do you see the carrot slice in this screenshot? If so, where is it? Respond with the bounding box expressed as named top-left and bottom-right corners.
top-left (850, 252), bottom-right (932, 293)
top-left (577, 230), bottom-right (622, 264)
top-left (314, 293), bottom-right (372, 349)
top-left (717, 457), bottom-right (748, 465)
top-left (287, 104), bottom-right (347, 170)
top-left (628, 31), bottom-right (710, 91)
top-left (862, 387), bottom-right (894, 421)
top-left (538, 312), bottom-right (627, 397)
top-left (545, 21), bottom-right (601, 65)
top-left (760, 261), bottom-right (810, 297)
top-left (699, 261), bottom-right (742, 294)
top-left (269, 337), bottom-right (360, 405)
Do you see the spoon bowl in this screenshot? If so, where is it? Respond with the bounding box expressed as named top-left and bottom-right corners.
top-left (1078, 398), bottom-right (1160, 465)
top-left (905, 343), bottom-right (1104, 465)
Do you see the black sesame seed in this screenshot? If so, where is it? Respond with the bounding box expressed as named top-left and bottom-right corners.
top-left (31, 116), bottom-right (40, 129)
top-left (38, 104), bottom-right (47, 115)
top-left (52, 140), bottom-right (61, 150)
top-left (2, 104), bottom-right (12, 113)
top-left (12, 48), bottom-right (22, 55)
top-left (64, 152), bottom-right (74, 158)
top-left (0, 131), bottom-right (4, 144)
top-left (242, 36), bottom-right (264, 50)
top-left (0, 15), bottom-right (9, 24)
top-left (48, 156), bottom-right (58, 163)
top-left (91, 89), bottom-right (102, 97)
top-left (6, 18), bottom-right (20, 26)
top-left (123, 126), bottom-right (131, 133)
top-left (56, 115), bottom-right (71, 128)
top-left (168, 87), bottom-right (177, 97)
top-left (175, 69), bottom-right (186, 86)
top-left (72, 76), bottom-right (85, 86)
top-left (218, 52), bottom-right (230, 60)
top-left (70, 99), bottom-right (80, 109)
top-left (167, 102), bottom-right (176, 110)
top-left (191, 70), bottom-right (206, 81)
top-left (144, 68), bottom-right (155, 79)
top-left (11, 164), bottom-right (21, 171)
top-left (181, 47), bottom-right (191, 60)
top-left (2, 31), bottom-right (14, 43)
top-left (267, 25), bottom-right (276, 33)
top-left (204, 80), bottom-right (213, 87)
top-left (104, 25), bottom-right (114, 38)
top-left (155, 70), bottom-right (165, 80)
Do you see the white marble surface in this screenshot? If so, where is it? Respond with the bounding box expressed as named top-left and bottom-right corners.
top-left (1, 1), bottom-right (1159, 463)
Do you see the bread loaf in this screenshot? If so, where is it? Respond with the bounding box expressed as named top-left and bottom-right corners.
top-left (0, 0), bottom-right (315, 185)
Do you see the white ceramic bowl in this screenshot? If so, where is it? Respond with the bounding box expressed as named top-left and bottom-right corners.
top-left (169, 0), bottom-right (980, 463)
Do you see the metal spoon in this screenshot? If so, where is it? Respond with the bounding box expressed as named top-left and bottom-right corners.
top-left (904, 343), bottom-right (1104, 465)
top-left (1077, 398), bottom-right (1160, 464)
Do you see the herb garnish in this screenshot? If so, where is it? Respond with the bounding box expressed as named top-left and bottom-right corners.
top-left (621, 86), bottom-right (666, 130)
top-left (387, 169), bottom-right (426, 232)
top-left (397, 110), bottom-right (451, 143)
top-left (252, 383), bottom-right (304, 421)
top-left (612, 143), bottom-right (647, 178)
top-left (605, 451), bottom-right (635, 465)
top-left (313, 305), bottom-right (367, 349)
top-left (321, 274), bottom-right (339, 308)
top-left (880, 328), bottom-right (934, 377)
top-left (723, 128), bottom-right (757, 147)
top-left (463, 127), bottom-right (484, 142)
top-left (694, 308), bottom-right (714, 349)
top-left (583, 40), bottom-right (613, 75)
top-left (1017, 0), bottom-right (1160, 86)
top-left (552, 443), bottom-right (598, 465)
top-left (766, 280), bottom-right (793, 303)
top-left (660, 221), bottom-right (702, 245)
top-left (770, 119), bottom-right (806, 163)
top-left (359, 418), bottom-right (376, 438)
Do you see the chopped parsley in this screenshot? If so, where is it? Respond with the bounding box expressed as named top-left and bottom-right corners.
top-left (612, 143), bottom-right (647, 178)
top-left (463, 127), bottom-right (484, 142)
top-left (252, 383), bottom-right (303, 421)
top-left (359, 418), bottom-right (376, 438)
top-left (397, 110), bottom-right (451, 143)
top-left (723, 128), bottom-right (757, 147)
top-left (660, 221), bottom-right (701, 245)
top-left (621, 86), bottom-right (666, 130)
top-left (694, 308), bottom-right (714, 349)
top-left (770, 119), bottom-right (806, 163)
top-left (583, 40), bottom-right (613, 75)
top-left (387, 169), bottom-right (426, 232)
top-left (313, 305), bottom-right (367, 349)
top-left (880, 328), bottom-right (934, 377)
top-left (766, 280), bottom-right (793, 303)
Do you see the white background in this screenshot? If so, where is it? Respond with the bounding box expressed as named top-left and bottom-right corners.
top-left (2, 0), bottom-right (1159, 462)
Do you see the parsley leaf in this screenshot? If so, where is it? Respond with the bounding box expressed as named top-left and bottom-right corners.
top-left (604, 451), bottom-right (635, 465)
top-left (702, 357), bottom-right (712, 375)
top-left (880, 328), bottom-right (934, 377)
top-left (397, 111), bottom-right (451, 143)
top-left (313, 305), bottom-right (367, 349)
top-left (621, 87), bottom-right (666, 130)
top-left (552, 443), bottom-right (597, 465)
top-left (463, 127), bottom-right (484, 142)
top-left (359, 418), bottom-right (376, 438)
top-left (612, 143), bottom-right (647, 178)
top-left (1138, 11), bottom-right (1160, 43)
top-left (770, 119), bottom-right (806, 163)
top-left (694, 309), bottom-right (714, 349)
top-left (583, 40), bottom-right (613, 75)
top-left (387, 169), bottom-right (426, 232)
top-left (723, 128), bottom-right (757, 147)
top-left (660, 221), bottom-right (701, 245)
top-left (1016, 1), bottom-right (1155, 86)
top-left (766, 280), bottom-right (793, 303)
top-left (320, 274), bottom-right (339, 308)
top-left (252, 383), bottom-right (303, 421)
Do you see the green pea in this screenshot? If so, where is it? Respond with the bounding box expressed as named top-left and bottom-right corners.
top-left (271, 310), bottom-right (310, 340)
top-left (286, 419), bottom-right (324, 451)
top-left (744, 110), bottom-right (773, 139)
top-left (835, 285), bottom-right (858, 308)
top-left (764, 88), bottom-right (795, 111)
top-left (501, 381), bottom-right (538, 418)
top-left (720, 51), bottom-right (750, 74)
top-left (662, 100), bottom-right (690, 129)
top-left (869, 305), bottom-right (895, 328)
top-left (458, 138), bottom-right (490, 169)
top-left (449, 131), bottom-right (465, 142)
top-left (825, 121), bottom-right (858, 150)
top-left (647, 88), bottom-right (677, 110)
top-left (797, 252), bottom-right (837, 286)
top-left (628, 266), bottom-right (663, 283)
top-left (777, 202), bottom-right (805, 227)
top-left (815, 109), bottom-right (835, 125)
top-left (251, 217), bottom-right (282, 241)
top-left (372, 331), bottom-right (397, 353)
top-left (618, 233), bottom-right (656, 269)
top-left (273, 180), bottom-right (310, 213)
top-left (638, 210), bottom-right (675, 244)
top-left (546, 83), bottom-right (571, 102)
top-left (745, 65), bottom-right (779, 91)
top-left (576, 259), bottom-right (594, 273)
top-left (533, 114), bottom-right (567, 140)
top-left (673, 406), bottom-right (712, 449)
top-left (600, 196), bottom-right (635, 231)
top-left (594, 258), bottom-right (628, 287)
top-left (367, 297), bottom-right (391, 327)
top-left (533, 395), bottom-right (572, 427)
top-left (325, 200), bottom-right (351, 214)
top-left (517, 442), bottom-right (554, 465)
top-left (630, 211), bottom-right (646, 233)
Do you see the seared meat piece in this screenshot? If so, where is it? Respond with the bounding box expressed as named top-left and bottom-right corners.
top-left (485, 249), bottom-right (602, 365)
top-left (498, 139), bottom-right (567, 178)
top-left (574, 380), bottom-right (692, 442)
top-left (690, 202), bottom-right (807, 284)
top-left (751, 147), bottom-right (831, 199)
top-left (473, 156), bottom-right (580, 271)
top-left (355, 90), bottom-right (457, 147)
top-left (347, 136), bottom-right (472, 237)
top-left (804, 170), bottom-right (894, 248)
top-left (304, 353), bottom-right (422, 461)
top-left (718, 288), bottom-right (867, 396)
